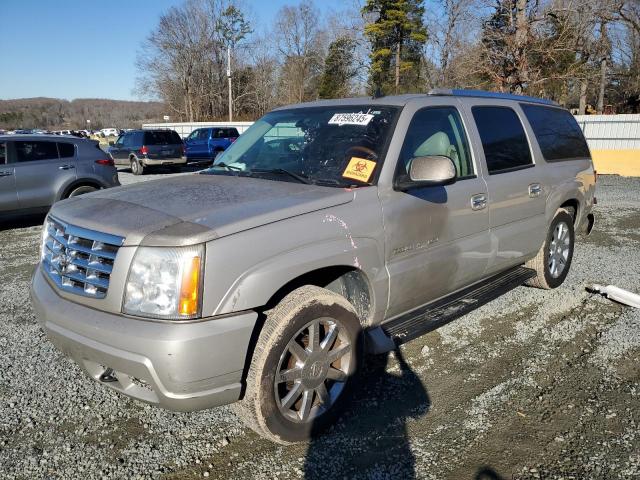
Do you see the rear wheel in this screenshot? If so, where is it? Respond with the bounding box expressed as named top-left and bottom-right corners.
top-left (66, 185), bottom-right (97, 198)
top-left (526, 208), bottom-right (575, 289)
top-left (233, 285), bottom-right (362, 444)
top-left (130, 157), bottom-right (144, 175)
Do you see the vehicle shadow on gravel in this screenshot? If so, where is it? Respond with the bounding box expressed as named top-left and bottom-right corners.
top-left (0, 213), bottom-right (46, 232)
top-left (303, 347), bottom-right (430, 479)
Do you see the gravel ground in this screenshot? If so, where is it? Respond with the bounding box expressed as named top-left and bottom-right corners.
top-left (0, 172), bottom-right (638, 479)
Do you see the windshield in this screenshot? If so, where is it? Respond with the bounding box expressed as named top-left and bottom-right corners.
top-left (201, 105), bottom-right (400, 187)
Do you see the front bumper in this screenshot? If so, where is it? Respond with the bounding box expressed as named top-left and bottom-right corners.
top-left (30, 267), bottom-right (257, 412)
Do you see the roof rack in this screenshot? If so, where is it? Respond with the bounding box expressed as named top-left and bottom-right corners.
top-left (428, 88), bottom-right (558, 106)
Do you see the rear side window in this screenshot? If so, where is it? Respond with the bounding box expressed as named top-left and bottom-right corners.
top-left (144, 130), bottom-right (182, 145)
top-left (13, 141), bottom-right (59, 163)
top-left (520, 104), bottom-right (590, 161)
top-left (472, 106), bottom-right (533, 174)
top-left (57, 142), bottom-right (75, 158)
top-left (215, 128), bottom-right (239, 138)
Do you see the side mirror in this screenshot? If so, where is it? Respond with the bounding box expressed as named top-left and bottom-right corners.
top-left (108, 141), bottom-right (114, 146)
top-left (395, 155), bottom-right (457, 191)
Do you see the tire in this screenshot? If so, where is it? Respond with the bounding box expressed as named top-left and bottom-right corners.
top-left (130, 157), bottom-right (144, 175)
top-left (233, 285), bottom-right (363, 444)
top-left (525, 208), bottom-right (575, 289)
top-left (66, 185), bottom-right (97, 198)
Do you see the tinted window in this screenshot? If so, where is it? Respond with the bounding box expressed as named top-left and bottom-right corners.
top-left (520, 104), bottom-right (590, 161)
top-left (398, 107), bottom-right (474, 178)
top-left (122, 133), bottom-right (134, 147)
top-left (472, 106), bottom-right (532, 173)
top-left (0, 142), bottom-right (6, 164)
top-left (115, 134), bottom-right (125, 146)
top-left (214, 128), bottom-right (239, 138)
top-left (57, 142), bottom-right (75, 158)
top-left (133, 131), bottom-right (144, 145)
top-left (14, 141), bottom-right (59, 163)
top-left (144, 130), bottom-right (182, 145)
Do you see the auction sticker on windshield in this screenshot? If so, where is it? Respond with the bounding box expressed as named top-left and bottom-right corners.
top-left (328, 113), bottom-right (374, 126)
top-left (343, 157), bottom-right (376, 182)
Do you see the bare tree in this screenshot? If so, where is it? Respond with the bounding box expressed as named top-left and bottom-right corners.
top-left (274, 1), bottom-right (325, 104)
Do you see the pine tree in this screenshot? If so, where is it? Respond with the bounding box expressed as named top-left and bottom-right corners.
top-left (362, 0), bottom-right (428, 95)
top-left (318, 36), bottom-right (358, 99)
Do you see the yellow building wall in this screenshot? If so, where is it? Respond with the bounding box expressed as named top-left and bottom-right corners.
top-left (590, 150), bottom-right (640, 177)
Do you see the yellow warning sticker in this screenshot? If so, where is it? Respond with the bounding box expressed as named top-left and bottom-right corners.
top-left (342, 157), bottom-right (377, 183)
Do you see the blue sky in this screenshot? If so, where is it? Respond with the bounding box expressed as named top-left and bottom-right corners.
top-left (0, 0), bottom-right (346, 101)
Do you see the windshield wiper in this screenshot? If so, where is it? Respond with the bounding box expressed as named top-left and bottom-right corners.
top-left (212, 162), bottom-right (243, 171)
top-left (249, 168), bottom-right (312, 185)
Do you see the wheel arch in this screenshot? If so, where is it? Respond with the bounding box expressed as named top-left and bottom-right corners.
top-left (59, 178), bottom-right (104, 200)
top-left (263, 266), bottom-right (373, 326)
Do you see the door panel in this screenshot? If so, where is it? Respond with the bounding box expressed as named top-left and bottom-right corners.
top-left (467, 104), bottom-right (546, 274)
top-left (12, 140), bottom-right (77, 209)
top-left (109, 134), bottom-right (127, 164)
top-left (0, 141), bottom-right (17, 211)
top-left (382, 106), bottom-right (491, 318)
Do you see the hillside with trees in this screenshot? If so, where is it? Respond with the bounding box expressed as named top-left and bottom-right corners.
top-left (0, 98), bottom-right (164, 130)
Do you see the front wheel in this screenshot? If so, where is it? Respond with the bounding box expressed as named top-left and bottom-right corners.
top-left (233, 285), bottom-right (362, 444)
top-left (526, 208), bottom-right (575, 289)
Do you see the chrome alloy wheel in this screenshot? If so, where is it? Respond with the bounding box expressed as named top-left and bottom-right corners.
top-left (548, 221), bottom-right (571, 278)
top-left (275, 317), bottom-right (353, 423)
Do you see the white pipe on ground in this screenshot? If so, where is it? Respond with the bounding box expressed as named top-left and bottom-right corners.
top-left (591, 284), bottom-right (640, 308)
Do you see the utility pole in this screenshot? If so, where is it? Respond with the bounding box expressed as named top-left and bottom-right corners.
top-left (227, 46), bottom-right (233, 122)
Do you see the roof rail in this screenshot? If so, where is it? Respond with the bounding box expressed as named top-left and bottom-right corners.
top-left (428, 88), bottom-right (558, 106)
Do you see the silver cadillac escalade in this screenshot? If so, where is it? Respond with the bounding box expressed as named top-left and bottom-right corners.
top-left (30, 89), bottom-right (596, 444)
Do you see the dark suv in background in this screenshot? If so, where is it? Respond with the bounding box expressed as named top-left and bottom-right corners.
top-left (184, 127), bottom-right (239, 163)
top-left (109, 129), bottom-right (186, 175)
top-left (0, 135), bottom-right (119, 216)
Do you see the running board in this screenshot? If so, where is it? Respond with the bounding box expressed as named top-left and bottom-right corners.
top-left (380, 266), bottom-right (536, 346)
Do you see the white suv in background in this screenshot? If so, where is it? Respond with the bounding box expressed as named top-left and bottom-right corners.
top-left (100, 128), bottom-right (120, 137)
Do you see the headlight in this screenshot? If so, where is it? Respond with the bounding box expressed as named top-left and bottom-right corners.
top-left (40, 216), bottom-right (53, 261)
top-left (123, 245), bottom-right (204, 320)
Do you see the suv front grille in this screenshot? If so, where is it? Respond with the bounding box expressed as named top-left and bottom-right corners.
top-left (42, 217), bottom-right (124, 299)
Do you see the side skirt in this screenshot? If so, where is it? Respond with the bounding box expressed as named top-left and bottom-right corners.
top-left (367, 266), bottom-right (536, 351)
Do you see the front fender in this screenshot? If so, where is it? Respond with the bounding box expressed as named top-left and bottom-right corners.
top-left (211, 236), bottom-right (387, 321)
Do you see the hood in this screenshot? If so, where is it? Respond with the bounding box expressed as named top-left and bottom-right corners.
top-left (51, 174), bottom-right (355, 246)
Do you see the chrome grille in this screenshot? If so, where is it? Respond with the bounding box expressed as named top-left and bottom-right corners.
top-left (41, 216), bottom-right (124, 298)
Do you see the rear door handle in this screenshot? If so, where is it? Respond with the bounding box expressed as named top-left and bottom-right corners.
top-left (58, 164), bottom-right (75, 170)
top-left (0, 171), bottom-right (13, 177)
top-left (471, 193), bottom-right (487, 211)
top-left (528, 183), bottom-right (542, 197)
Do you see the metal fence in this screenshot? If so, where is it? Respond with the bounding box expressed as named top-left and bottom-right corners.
top-left (574, 114), bottom-right (640, 150)
top-left (142, 121), bottom-right (254, 138)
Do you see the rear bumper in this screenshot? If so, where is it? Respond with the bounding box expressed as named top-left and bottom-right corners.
top-left (141, 156), bottom-right (187, 166)
top-left (30, 267), bottom-right (257, 412)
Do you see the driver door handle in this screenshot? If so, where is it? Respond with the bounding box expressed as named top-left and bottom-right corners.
top-left (529, 183), bottom-right (542, 197)
top-left (471, 193), bottom-right (487, 211)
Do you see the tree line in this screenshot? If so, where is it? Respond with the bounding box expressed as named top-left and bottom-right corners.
top-left (0, 98), bottom-right (164, 130)
top-left (136, 0), bottom-right (640, 121)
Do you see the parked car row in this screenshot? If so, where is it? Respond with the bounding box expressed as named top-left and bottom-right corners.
top-left (0, 129), bottom-right (119, 138)
top-left (106, 127), bottom-right (240, 175)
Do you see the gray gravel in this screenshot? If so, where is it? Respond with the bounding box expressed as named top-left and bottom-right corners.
top-left (0, 172), bottom-right (638, 479)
